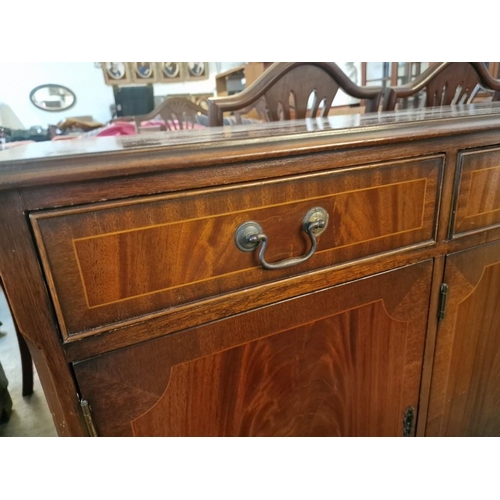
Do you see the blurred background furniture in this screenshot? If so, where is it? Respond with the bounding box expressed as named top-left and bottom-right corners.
top-left (382, 62), bottom-right (500, 111)
top-left (0, 103), bottom-right (25, 130)
top-left (114, 97), bottom-right (208, 131)
top-left (154, 93), bottom-right (213, 111)
top-left (0, 284), bottom-right (33, 398)
top-left (362, 62), bottom-right (431, 89)
top-left (208, 62), bottom-right (383, 126)
top-left (0, 360), bottom-right (12, 422)
top-left (114, 85), bottom-right (155, 117)
top-left (215, 62), bottom-right (274, 97)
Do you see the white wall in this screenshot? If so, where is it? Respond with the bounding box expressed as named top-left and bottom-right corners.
top-left (153, 62), bottom-right (245, 97)
top-left (0, 62), bottom-right (360, 129)
top-left (335, 62), bottom-right (362, 106)
top-left (0, 62), bottom-right (115, 128)
top-left (0, 62), bottom-right (245, 129)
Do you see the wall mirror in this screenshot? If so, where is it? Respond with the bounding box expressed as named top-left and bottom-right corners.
top-left (29, 84), bottom-right (76, 112)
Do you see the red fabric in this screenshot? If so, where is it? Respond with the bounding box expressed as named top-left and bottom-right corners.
top-left (140, 119), bottom-right (164, 127)
top-left (95, 121), bottom-right (137, 137)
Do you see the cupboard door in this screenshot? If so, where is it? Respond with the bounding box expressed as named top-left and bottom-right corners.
top-left (74, 261), bottom-right (432, 436)
top-left (426, 240), bottom-right (500, 436)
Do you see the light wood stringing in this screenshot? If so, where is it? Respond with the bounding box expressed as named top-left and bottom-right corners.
top-left (30, 156), bottom-right (441, 338)
top-left (73, 261), bottom-right (432, 436)
top-left (453, 147), bottom-right (500, 236)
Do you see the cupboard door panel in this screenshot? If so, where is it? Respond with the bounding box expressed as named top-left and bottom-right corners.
top-left (427, 240), bottom-right (500, 436)
top-left (74, 261), bottom-right (432, 436)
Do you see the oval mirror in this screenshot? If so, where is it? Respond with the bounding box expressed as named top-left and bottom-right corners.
top-left (29, 84), bottom-right (76, 112)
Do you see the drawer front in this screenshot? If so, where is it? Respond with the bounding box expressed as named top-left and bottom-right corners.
top-left (31, 156), bottom-right (442, 338)
top-left (453, 147), bottom-right (500, 237)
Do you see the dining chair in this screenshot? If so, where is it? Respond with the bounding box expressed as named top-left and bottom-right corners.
top-left (382, 62), bottom-right (500, 111)
top-left (207, 62), bottom-right (384, 127)
top-left (121, 97), bottom-right (208, 131)
top-left (0, 360), bottom-right (12, 422)
top-left (0, 287), bottom-right (33, 398)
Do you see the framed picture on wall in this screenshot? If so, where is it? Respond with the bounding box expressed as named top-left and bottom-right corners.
top-left (156, 62), bottom-right (183, 83)
top-left (101, 62), bottom-right (132, 85)
top-left (131, 62), bottom-right (156, 84)
top-left (185, 62), bottom-right (208, 80)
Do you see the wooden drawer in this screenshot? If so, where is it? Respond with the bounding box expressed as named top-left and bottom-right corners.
top-left (452, 147), bottom-right (500, 237)
top-left (31, 156), bottom-right (442, 339)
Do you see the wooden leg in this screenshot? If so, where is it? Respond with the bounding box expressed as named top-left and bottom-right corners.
top-left (14, 316), bottom-right (34, 397)
top-left (0, 361), bottom-right (13, 423)
top-left (2, 281), bottom-right (35, 397)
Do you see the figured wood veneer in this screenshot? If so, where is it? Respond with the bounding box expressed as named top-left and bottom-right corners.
top-left (453, 148), bottom-right (500, 236)
top-left (74, 261), bottom-right (432, 437)
top-left (31, 156), bottom-right (441, 337)
top-left (426, 239), bottom-right (500, 436)
top-left (2, 104), bottom-right (500, 437)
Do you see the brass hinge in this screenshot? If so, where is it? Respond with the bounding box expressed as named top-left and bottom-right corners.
top-left (403, 406), bottom-right (415, 437)
top-left (80, 399), bottom-right (98, 437)
top-left (437, 283), bottom-right (449, 321)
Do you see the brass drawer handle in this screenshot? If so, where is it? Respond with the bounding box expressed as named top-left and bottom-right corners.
top-left (234, 207), bottom-right (329, 270)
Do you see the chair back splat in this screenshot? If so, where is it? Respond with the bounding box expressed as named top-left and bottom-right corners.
top-left (383, 62), bottom-right (500, 111)
top-left (208, 62), bottom-right (383, 126)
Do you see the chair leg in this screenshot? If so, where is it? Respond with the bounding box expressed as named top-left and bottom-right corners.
top-left (1, 283), bottom-right (34, 397)
top-left (14, 318), bottom-right (33, 397)
top-left (0, 361), bottom-right (13, 423)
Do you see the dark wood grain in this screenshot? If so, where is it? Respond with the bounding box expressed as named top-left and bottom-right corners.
top-left (74, 261), bottom-right (432, 436)
top-left (116, 97), bottom-right (207, 131)
top-left (208, 62), bottom-right (383, 126)
top-left (0, 190), bottom-right (87, 436)
top-left (452, 147), bottom-right (500, 236)
top-left (426, 239), bottom-right (500, 436)
top-left (18, 127), bottom-right (500, 217)
top-left (2, 102), bottom-right (500, 191)
top-left (15, 318), bottom-right (33, 396)
top-left (383, 62), bottom-right (500, 111)
top-left (31, 157), bottom-right (440, 338)
top-left (62, 223), bottom-right (500, 363)
top-left (1, 103), bottom-right (500, 437)
top-left (415, 255), bottom-right (445, 436)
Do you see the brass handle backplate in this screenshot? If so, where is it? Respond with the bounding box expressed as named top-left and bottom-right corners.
top-left (234, 207), bottom-right (329, 270)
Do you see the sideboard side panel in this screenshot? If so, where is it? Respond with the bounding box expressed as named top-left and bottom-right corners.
top-left (0, 190), bottom-right (87, 436)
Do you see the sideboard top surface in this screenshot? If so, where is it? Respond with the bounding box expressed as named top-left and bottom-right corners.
top-left (2, 102), bottom-right (500, 190)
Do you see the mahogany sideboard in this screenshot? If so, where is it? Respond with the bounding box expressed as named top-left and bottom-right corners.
top-left (1, 104), bottom-right (500, 437)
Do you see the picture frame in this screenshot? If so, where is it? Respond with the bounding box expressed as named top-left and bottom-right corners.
top-left (101, 62), bottom-right (209, 86)
top-left (156, 62), bottom-right (183, 83)
top-left (185, 62), bottom-right (208, 80)
top-left (101, 62), bottom-right (132, 85)
top-left (131, 62), bottom-right (156, 84)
